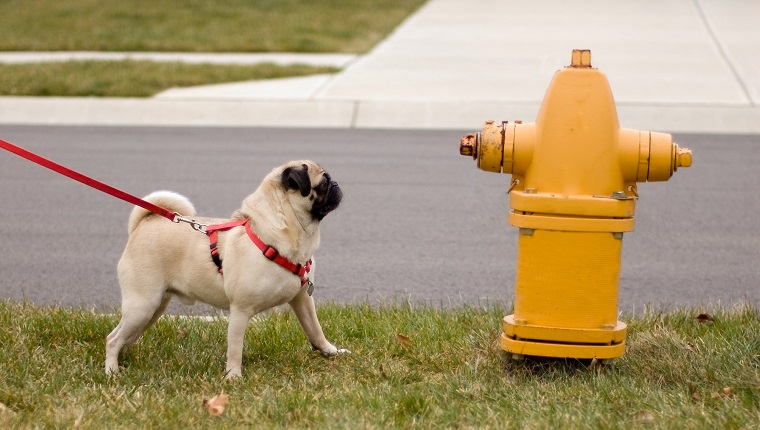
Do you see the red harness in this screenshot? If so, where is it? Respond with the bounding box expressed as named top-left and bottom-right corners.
top-left (206, 219), bottom-right (312, 287)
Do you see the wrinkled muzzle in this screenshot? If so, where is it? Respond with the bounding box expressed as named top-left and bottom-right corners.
top-left (311, 180), bottom-right (342, 221)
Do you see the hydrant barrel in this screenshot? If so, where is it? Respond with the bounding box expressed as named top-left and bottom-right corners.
top-left (459, 49), bottom-right (691, 360)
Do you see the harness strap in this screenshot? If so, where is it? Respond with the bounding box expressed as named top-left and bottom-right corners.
top-left (206, 219), bottom-right (248, 275)
top-left (206, 219), bottom-right (312, 285)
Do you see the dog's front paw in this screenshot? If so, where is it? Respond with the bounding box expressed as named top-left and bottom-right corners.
top-left (105, 360), bottom-right (120, 376)
top-left (313, 344), bottom-right (351, 358)
top-left (225, 367), bottom-right (243, 380)
top-left (323, 348), bottom-right (351, 358)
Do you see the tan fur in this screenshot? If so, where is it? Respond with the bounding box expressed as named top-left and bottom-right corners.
top-left (106, 160), bottom-right (347, 378)
top-left (126, 190), bottom-right (195, 235)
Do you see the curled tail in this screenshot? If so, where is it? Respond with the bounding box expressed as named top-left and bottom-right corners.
top-left (127, 191), bottom-right (196, 234)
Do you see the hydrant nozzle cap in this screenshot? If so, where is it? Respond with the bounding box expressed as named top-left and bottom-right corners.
top-left (676, 146), bottom-right (692, 168)
top-left (460, 133), bottom-right (478, 159)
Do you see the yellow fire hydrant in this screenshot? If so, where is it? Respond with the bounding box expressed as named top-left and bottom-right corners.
top-left (459, 49), bottom-right (692, 360)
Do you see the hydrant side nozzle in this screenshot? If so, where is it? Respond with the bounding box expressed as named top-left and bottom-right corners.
top-left (646, 132), bottom-right (693, 181)
top-left (479, 120), bottom-right (506, 173)
top-left (460, 120), bottom-right (514, 174)
top-left (619, 130), bottom-right (692, 183)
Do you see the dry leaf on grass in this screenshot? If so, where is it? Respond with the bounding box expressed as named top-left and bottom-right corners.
top-left (203, 392), bottom-right (229, 416)
top-left (395, 333), bottom-right (412, 346)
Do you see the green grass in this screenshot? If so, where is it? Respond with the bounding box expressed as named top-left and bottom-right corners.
top-left (0, 0), bottom-right (426, 97)
top-left (0, 60), bottom-right (338, 97)
top-left (1, 300), bottom-right (758, 429)
top-left (0, 0), bottom-right (427, 54)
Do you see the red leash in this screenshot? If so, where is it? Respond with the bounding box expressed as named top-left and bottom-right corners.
top-left (0, 137), bottom-right (177, 221)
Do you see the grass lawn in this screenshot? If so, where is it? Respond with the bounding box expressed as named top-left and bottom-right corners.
top-left (0, 0), bottom-right (426, 97)
top-left (0, 61), bottom-right (338, 97)
top-left (1, 300), bottom-right (758, 428)
top-left (0, 0), bottom-right (427, 54)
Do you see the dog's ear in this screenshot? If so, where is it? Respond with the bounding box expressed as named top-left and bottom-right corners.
top-left (281, 164), bottom-right (311, 197)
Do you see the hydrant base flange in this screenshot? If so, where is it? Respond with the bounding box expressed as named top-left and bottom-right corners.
top-left (500, 333), bottom-right (625, 360)
top-left (501, 315), bottom-right (627, 359)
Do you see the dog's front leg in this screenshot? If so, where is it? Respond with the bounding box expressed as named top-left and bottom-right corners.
top-left (225, 307), bottom-right (251, 379)
top-left (289, 290), bottom-right (349, 357)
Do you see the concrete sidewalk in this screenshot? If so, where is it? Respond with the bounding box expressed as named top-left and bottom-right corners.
top-left (1, 0), bottom-right (758, 133)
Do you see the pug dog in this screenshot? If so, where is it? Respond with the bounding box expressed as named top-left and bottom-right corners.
top-left (105, 160), bottom-right (347, 378)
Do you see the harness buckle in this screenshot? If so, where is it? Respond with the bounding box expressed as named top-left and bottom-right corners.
top-left (263, 246), bottom-right (279, 260)
top-left (293, 263), bottom-right (303, 276)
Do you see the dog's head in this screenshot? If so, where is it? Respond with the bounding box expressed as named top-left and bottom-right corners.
top-left (279, 161), bottom-right (342, 221)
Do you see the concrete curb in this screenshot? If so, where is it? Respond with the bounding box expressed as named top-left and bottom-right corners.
top-left (0, 51), bottom-right (357, 68)
top-left (2, 96), bottom-right (759, 134)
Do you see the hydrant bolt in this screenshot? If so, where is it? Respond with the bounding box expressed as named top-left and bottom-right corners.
top-left (570, 49), bottom-right (592, 68)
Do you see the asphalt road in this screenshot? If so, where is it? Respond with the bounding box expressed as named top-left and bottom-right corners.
top-left (0, 125), bottom-right (757, 315)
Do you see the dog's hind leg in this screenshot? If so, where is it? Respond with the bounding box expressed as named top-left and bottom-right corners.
top-left (105, 291), bottom-right (170, 375)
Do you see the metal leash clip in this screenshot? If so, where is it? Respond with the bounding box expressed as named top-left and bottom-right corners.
top-left (172, 212), bottom-right (208, 233)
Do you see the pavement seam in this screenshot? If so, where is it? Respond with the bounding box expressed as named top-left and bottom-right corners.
top-left (350, 101), bottom-right (360, 128)
top-left (691, 0), bottom-right (755, 106)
